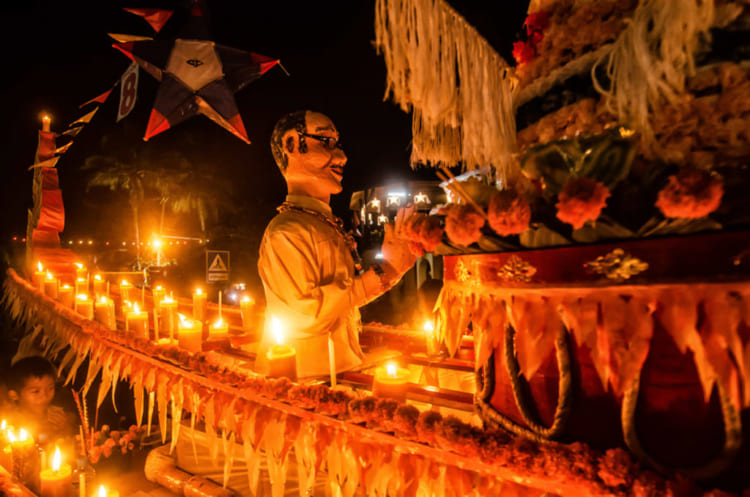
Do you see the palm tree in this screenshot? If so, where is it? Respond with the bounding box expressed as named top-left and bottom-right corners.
top-left (170, 165), bottom-right (236, 238)
top-left (84, 155), bottom-right (146, 268)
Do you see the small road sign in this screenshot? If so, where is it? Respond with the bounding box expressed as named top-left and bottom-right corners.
top-left (206, 250), bottom-right (230, 282)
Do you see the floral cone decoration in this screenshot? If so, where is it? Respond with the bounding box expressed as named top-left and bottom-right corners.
top-left (655, 167), bottom-right (724, 219)
top-left (404, 214), bottom-right (444, 255)
top-left (556, 177), bottom-right (611, 229)
top-left (488, 189), bottom-right (532, 236)
top-left (445, 205), bottom-right (485, 247)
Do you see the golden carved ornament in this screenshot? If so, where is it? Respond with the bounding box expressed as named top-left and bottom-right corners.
top-left (585, 248), bottom-right (648, 281)
top-left (497, 255), bottom-right (537, 283)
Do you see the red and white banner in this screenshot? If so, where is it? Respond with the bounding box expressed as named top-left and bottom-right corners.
top-left (117, 62), bottom-right (139, 122)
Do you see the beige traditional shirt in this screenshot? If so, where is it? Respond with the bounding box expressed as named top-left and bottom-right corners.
top-left (255, 195), bottom-right (382, 378)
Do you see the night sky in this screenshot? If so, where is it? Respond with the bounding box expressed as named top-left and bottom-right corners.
top-left (0, 1), bottom-right (528, 244)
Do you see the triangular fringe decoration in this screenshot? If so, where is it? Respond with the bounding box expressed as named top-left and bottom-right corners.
top-left (374, 0), bottom-right (518, 182)
top-left (593, 0), bottom-right (715, 147)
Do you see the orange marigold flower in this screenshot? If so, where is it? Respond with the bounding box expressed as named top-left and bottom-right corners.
top-left (445, 205), bottom-right (485, 247)
top-left (555, 177), bottom-right (610, 229)
top-left (513, 40), bottom-right (536, 65)
top-left (488, 189), bottom-right (532, 236)
top-left (655, 168), bottom-right (724, 219)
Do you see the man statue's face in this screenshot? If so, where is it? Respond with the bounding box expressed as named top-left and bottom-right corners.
top-left (284, 112), bottom-right (347, 197)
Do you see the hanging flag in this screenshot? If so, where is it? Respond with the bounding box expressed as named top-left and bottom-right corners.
top-left (55, 142), bottom-right (73, 155)
top-left (79, 87), bottom-right (115, 109)
top-left (60, 107), bottom-right (99, 137)
top-left (108, 33), bottom-right (153, 44)
top-left (27, 157), bottom-right (59, 171)
top-left (122, 8), bottom-right (174, 33)
top-left (117, 62), bottom-right (139, 122)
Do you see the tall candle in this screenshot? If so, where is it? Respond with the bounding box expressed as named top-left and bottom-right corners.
top-left (43, 272), bottom-right (58, 299)
top-left (33, 262), bottom-right (45, 290)
top-left (96, 485), bottom-right (119, 497)
top-left (177, 314), bottom-right (202, 353)
top-left (152, 286), bottom-right (165, 311)
top-left (74, 278), bottom-right (87, 296)
top-left (266, 317), bottom-right (297, 380)
top-left (74, 295), bottom-right (94, 320)
top-left (58, 284), bottom-right (74, 309)
top-left (126, 303), bottom-right (149, 340)
top-left (192, 288), bottom-right (207, 322)
top-left (74, 263), bottom-right (87, 282)
top-left (209, 317), bottom-right (228, 339)
top-left (94, 297), bottom-right (116, 331)
top-left (240, 296), bottom-right (255, 331)
top-left (372, 363), bottom-right (410, 402)
top-left (92, 275), bottom-right (105, 298)
top-left (328, 335), bottom-right (337, 388)
top-left (159, 296), bottom-right (178, 340)
top-left (424, 320), bottom-right (441, 357)
top-left (40, 446), bottom-right (72, 497)
top-left (119, 280), bottom-right (132, 303)
top-left (42, 115), bottom-right (51, 132)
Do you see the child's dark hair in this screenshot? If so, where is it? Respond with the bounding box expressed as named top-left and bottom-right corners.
top-left (6, 356), bottom-right (56, 392)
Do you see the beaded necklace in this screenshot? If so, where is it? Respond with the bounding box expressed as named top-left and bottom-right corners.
top-left (277, 202), bottom-right (364, 273)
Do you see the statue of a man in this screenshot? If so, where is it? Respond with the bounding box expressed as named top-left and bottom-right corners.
top-left (255, 110), bottom-right (415, 378)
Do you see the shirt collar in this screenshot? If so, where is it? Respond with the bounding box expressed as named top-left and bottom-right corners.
top-left (285, 195), bottom-right (333, 217)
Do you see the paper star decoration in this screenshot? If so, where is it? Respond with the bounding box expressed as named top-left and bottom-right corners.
top-left (113, 2), bottom-right (279, 143)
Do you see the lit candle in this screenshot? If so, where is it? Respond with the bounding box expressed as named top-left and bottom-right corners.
top-left (152, 286), bottom-right (165, 311)
top-left (153, 338), bottom-right (178, 347)
top-left (209, 317), bottom-right (228, 339)
top-left (126, 302), bottom-right (149, 340)
top-left (159, 296), bottom-right (178, 340)
top-left (74, 263), bottom-right (87, 282)
top-left (9, 428), bottom-right (37, 487)
top-left (33, 261), bottom-right (45, 289)
top-left (74, 277), bottom-right (87, 296)
top-left (372, 362), bottom-right (410, 402)
top-left (424, 320), bottom-right (441, 357)
top-left (328, 335), bottom-right (337, 388)
top-left (94, 297), bottom-right (116, 331)
top-left (92, 274), bottom-right (105, 298)
top-left (40, 446), bottom-right (72, 497)
top-left (42, 115), bottom-right (51, 132)
top-left (177, 314), bottom-right (202, 353)
top-left (266, 317), bottom-right (297, 380)
top-left (74, 295), bottom-right (94, 320)
top-left (58, 284), bottom-right (74, 309)
top-left (240, 295), bottom-right (255, 331)
top-left (43, 272), bottom-right (58, 299)
top-left (0, 420), bottom-right (10, 471)
top-left (95, 485), bottom-right (119, 497)
top-left (119, 280), bottom-right (132, 303)
top-left (192, 288), bottom-right (207, 322)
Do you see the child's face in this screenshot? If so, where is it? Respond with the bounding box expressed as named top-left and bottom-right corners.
top-left (13, 375), bottom-right (56, 415)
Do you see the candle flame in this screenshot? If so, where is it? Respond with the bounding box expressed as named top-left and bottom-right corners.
top-left (19, 428), bottom-right (28, 442)
top-left (213, 318), bottom-right (224, 328)
top-left (271, 316), bottom-right (284, 345)
top-left (37, 261), bottom-right (43, 272)
top-left (133, 302), bottom-right (140, 313)
top-left (74, 262), bottom-right (83, 269)
top-left (162, 295), bottom-right (174, 304)
top-left (45, 271), bottom-right (54, 280)
top-left (155, 285), bottom-right (163, 291)
top-left (99, 485), bottom-right (106, 497)
top-left (52, 446), bottom-right (61, 471)
top-left (386, 363), bottom-right (398, 377)
top-left (0, 420), bottom-right (5, 430)
top-left (242, 295), bottom-right (253, 304)
top-left (61, 284), bottom-right (71, 290)
top-left (178, 313), bottom-right (192, 328)
top-left (94, 274), bottom-right (102, 281)
top-left (42, 115), bottom-right (50, 122)
top-left (77, 277), bottom-right (86, 283)
top-left (121, 280), bottom-right (130, 286)
top-left (195, 288), bottom-right (203, 295)
top-left (100, 296), bottom-right (109, 304)
top-left (423, 320), bottom-right (434, 333)
top-left (7, 430), bottom-right (15, 443)
top-left (76, 294), bottom-right (88, 301)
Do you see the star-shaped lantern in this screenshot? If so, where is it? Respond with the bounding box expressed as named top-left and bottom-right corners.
top-left (413, 191), bottom-right (430, 205)
top-left (114, 2), bottom-right (279, 143)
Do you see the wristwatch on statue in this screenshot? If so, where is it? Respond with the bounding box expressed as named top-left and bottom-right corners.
top-left (371, 262), bottom-right (399, 291)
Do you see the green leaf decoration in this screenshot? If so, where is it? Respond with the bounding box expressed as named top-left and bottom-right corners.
top-left (572, 214), bottom-right (636, 243)
top-left (519, 225), bottom-right (572, 249)
top-left (521, 127), bottom-right (638, 196)
top-left (637, 216), bottom-right (723, 238)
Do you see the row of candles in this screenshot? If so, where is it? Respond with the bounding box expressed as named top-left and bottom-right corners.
top-left (1, 423), bottom-right (116, 497)
top-left (32, 262), bottom-right (442, 402)
top-left (31, 262), bottom-right (257, 354)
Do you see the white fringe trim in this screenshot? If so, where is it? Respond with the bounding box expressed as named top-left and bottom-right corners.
top-left (374, 0), bottom-right (518, 182)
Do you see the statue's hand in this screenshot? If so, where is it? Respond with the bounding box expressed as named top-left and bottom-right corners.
top-left (382, 208), bottom-right (417, 274)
